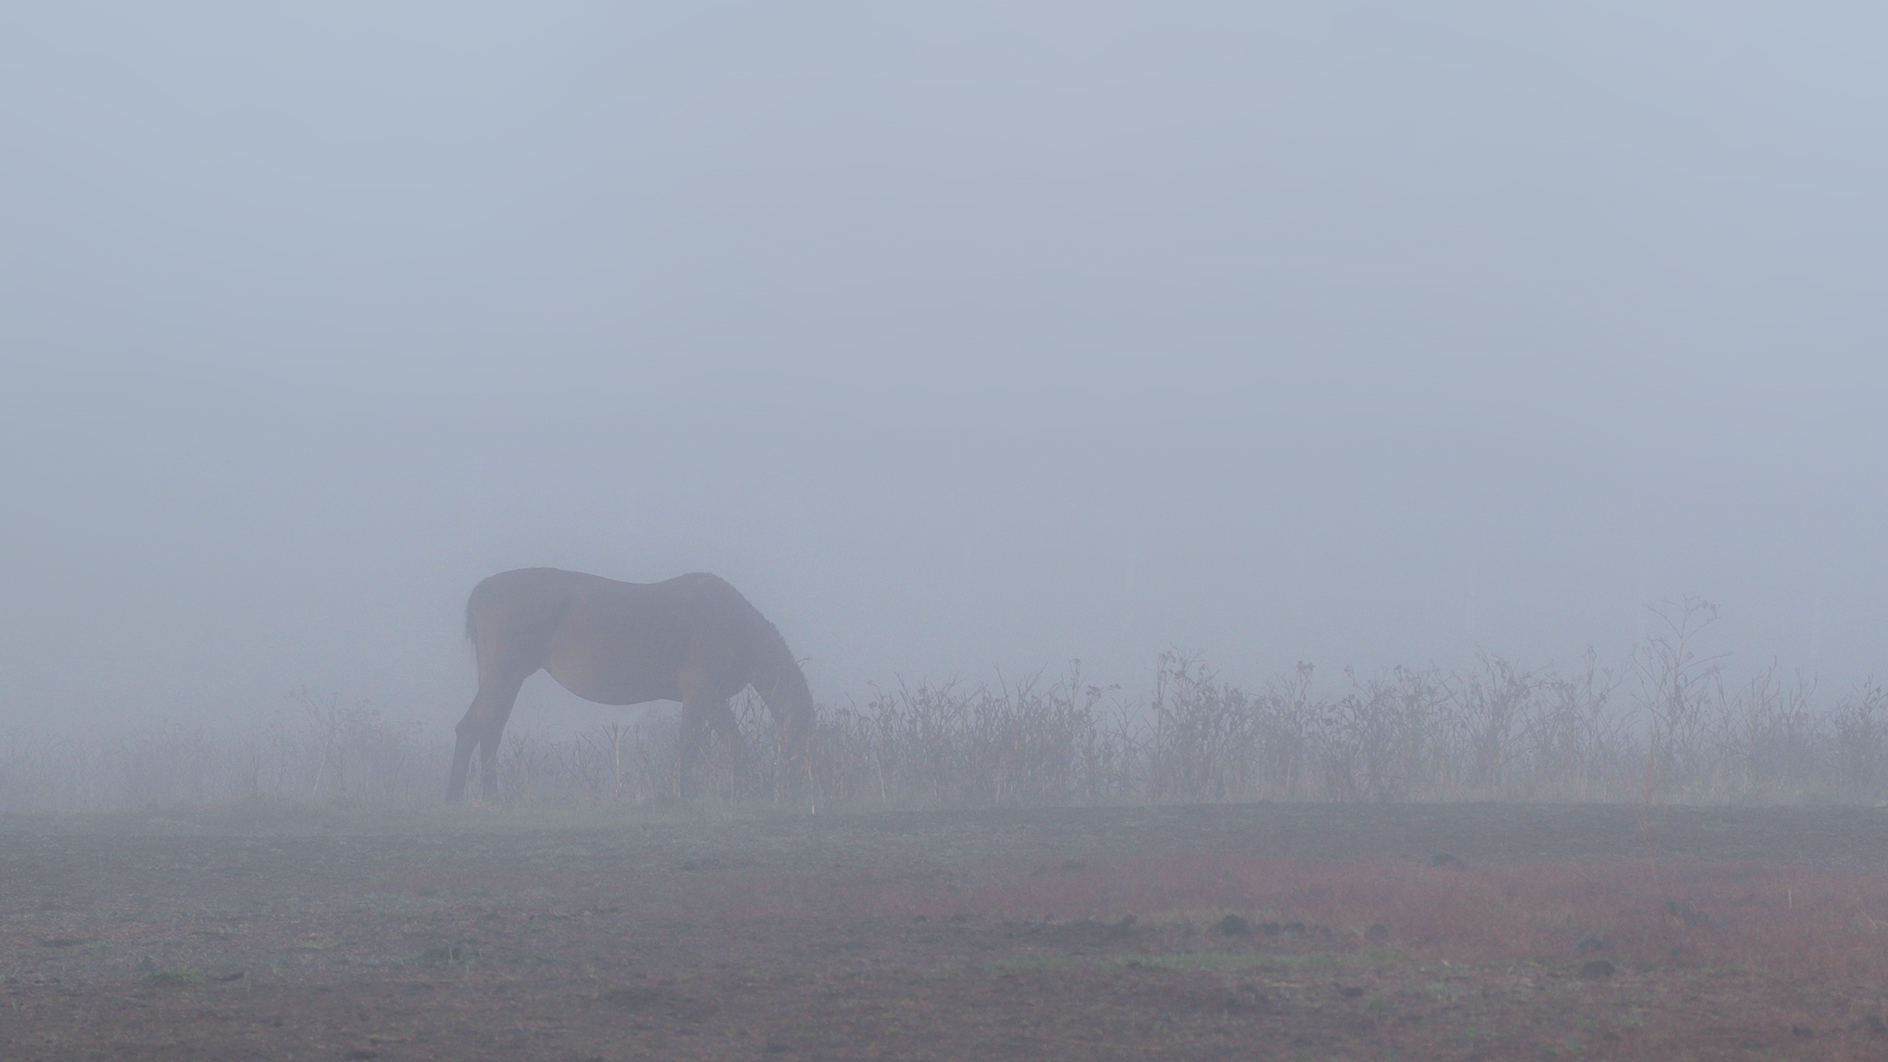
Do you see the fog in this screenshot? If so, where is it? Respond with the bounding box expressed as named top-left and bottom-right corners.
top-left (2, 3), bottom-right (1883, 740)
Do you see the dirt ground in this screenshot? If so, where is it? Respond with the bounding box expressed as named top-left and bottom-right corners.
top-left (6, 802), bottom-right (1888, 1061)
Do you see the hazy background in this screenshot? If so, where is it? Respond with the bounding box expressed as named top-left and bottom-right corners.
top-left (2, 2), bottom-right (1883, 739)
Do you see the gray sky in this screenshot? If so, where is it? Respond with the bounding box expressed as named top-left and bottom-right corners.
top-left (3, 3), bottom-right (1884, 735)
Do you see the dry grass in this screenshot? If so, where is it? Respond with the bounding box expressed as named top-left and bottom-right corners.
top-left (7, 601), bottom-right (1888, 813)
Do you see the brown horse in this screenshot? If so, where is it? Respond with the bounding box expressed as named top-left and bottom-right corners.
top-left (447, 568), bottom-right (814, 802)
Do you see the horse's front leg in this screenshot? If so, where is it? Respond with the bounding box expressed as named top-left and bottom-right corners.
top-left (678, 696), bottom-right (743, 798)
top-left (677, 701), bottom-right (708, 799)
top-left (479, 735), bottom-right (503, 801)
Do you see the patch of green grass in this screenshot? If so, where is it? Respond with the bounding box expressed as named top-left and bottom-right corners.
top-left (295, 939), bottom-right (344, 951)
top-left (1112, 952), bottom-right (1335, 972)
top-left (992, 955), bottom-right (1084, 973)
top-left (1133, 908), bottom-right (1273, 928)
top-left (1256, 952), bottom-right (1339, 970)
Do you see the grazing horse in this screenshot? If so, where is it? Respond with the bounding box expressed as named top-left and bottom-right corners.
top-left (447, 568), bottom-right (814, 803)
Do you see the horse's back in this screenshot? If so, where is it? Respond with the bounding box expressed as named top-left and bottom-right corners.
top-left (645, 571), bottom-right (756, 616)
top-left (469, 567), bottom-right (760, 663)
top-left (465, 567), bottom-right (602, 640)
top-left (470, 568), bottom-right (750, 623)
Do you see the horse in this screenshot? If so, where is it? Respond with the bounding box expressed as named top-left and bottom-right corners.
top-left (446, 568), bottom-right (814, 803)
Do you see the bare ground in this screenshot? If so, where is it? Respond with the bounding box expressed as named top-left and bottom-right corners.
top-left (5, 802), bottom-right (1888, 1060)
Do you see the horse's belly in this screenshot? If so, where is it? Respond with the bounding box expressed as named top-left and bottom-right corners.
top-left (543, 659), bottom-right (675, 706)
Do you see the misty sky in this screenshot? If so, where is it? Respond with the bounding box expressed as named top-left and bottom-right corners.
top-left (3, 3), bottom-right (1884, 736)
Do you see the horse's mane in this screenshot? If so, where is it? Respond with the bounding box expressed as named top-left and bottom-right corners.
top-left (751, 612), bottom-right (815, 725)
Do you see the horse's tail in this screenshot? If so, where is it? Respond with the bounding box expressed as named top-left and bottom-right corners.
top-left (464, 574), bottom-right (502, 652)
top-left (465, 583), bottom-right (483, 644)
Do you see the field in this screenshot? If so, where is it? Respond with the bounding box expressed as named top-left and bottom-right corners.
top-left (7, 802), bottom-right (1888, 1060)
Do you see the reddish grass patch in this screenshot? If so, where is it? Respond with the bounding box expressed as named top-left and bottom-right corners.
top-left (732, 855), bottom-right (1888, 979)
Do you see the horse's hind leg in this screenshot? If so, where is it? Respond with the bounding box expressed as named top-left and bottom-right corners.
top-left (447, 668), bottom-right (529, 803)
top-left (447, 718), bottom-right (478, 803)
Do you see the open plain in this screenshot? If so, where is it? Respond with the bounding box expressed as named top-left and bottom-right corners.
top-left (6, 802), bottom-right (1888, 1061)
